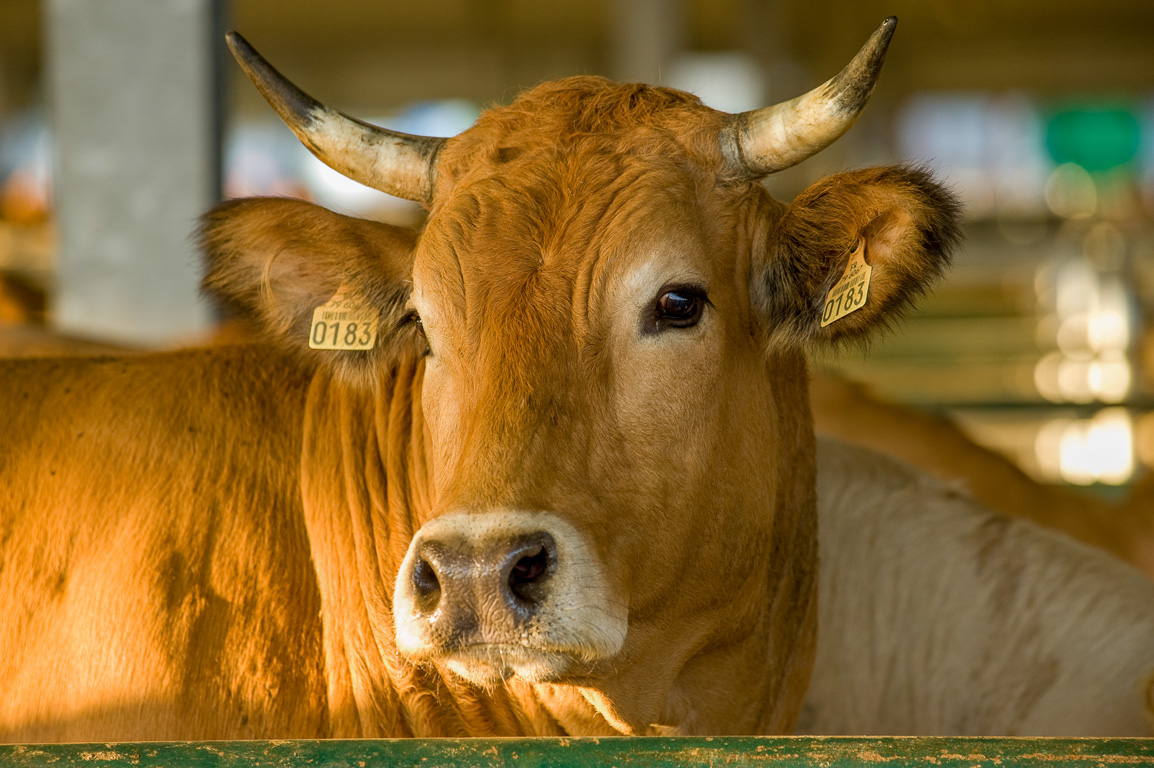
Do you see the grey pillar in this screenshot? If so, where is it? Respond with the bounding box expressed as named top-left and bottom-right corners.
top-left (609, 0), bottom-right (686, 85)
top-left (46, 0), bottom-right (222, 345)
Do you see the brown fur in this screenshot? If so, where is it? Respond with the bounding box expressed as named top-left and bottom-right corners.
top-left (0, 347), bottom-right (326, 740)
top-left (199, 198), bottom-right (421, 386)
top-left (1148, 674), bottom-right (1154, 728)
top-left (0, 76), bottom-right (958, 740)
top-left (760, 164), bottom-right (962, 349)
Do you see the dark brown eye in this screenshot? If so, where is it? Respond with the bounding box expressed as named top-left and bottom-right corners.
top-left (649, 286), bottom-right (707, 333)
top-left (403, 310), bottom-right (431, 356)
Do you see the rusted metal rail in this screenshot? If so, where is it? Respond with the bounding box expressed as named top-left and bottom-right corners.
top-left (2, 737), bottom-right (1152, 768)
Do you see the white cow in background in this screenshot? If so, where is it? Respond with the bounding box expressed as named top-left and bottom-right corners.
top-left (802, 437), bottom-right (1154, 735)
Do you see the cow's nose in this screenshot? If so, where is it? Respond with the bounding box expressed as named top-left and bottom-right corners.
top-left (410, 531), bottom-right (557, 623)
top-left (393, 511), bottom-right (627, 679)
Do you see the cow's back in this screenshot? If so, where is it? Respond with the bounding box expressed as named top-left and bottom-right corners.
top-left (803, 437), bottom-right (1154, 735)
top-left (0, 344), bottom-right (328, 741)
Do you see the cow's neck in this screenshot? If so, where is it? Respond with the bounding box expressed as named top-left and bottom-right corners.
top-left (299, 353), bottom-right (817, 737)
top-left (299, 357), bottom-right (602, 736)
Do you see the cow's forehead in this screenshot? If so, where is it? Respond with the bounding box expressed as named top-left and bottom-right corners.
top-left (413, 159), bottom-right (715, 357)
top-left (433, 76), bottom-right (730, 200)
top-left (415, 78), bottom-right (740, 309)
top-left (418, 152), bottom-right (727, 324)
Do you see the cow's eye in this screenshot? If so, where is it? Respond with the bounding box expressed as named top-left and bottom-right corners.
top-left (403, 310), bottom-right (431, 356)
top-left (649, 285), bottom-right (707, 333)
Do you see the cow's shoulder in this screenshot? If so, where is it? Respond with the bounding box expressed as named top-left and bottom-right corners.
top-left (806, 436), bottom-right (1154, 735)
top-left (2, 341), bottom-right (307, 416)
top-left (2, 343), bottom-right (310, 476)
top-left (0, 344), bottom-right (327, 741)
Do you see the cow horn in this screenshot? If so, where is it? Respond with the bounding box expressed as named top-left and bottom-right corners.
top-left (226, 31), bottom-right (445, 204)
top-left (722, 16), bottom-right (897, 177)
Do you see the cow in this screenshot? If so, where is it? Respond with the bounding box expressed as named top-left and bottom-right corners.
top-left (810, 373), bottom-right (1154, 580)
top-left (0, 18), bottom-right (1151, 741)
top-left (803, 437), bottom-right (1154, 735)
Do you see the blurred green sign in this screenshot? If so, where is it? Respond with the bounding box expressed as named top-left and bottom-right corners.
top-left (1045, 106), bottom-right (1141, 173)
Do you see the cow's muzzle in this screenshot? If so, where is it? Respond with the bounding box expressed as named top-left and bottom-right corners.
top-left (410, 530), bottom-right (556, 629)
top-left (393, 511), bottom-right (628, 684)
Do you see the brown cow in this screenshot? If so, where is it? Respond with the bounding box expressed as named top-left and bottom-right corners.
top-left (2, 19), bottom-right (1152, 740)
top-left (0, 19), bottom-right (962, 740)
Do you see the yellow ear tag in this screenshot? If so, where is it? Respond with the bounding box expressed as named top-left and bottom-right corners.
top-left (308, 286), bottom-right (378, 350)
top-left (820, 240), bottom-right (872, 328)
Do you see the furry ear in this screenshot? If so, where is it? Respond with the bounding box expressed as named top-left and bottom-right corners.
top-left (755, 165), bottom-right (962, 349)
top-left (199, 197), bottom-right (422, 383)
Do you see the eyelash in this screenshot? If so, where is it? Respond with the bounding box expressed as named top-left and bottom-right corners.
top-left (402, 310), bottom-right (431, 356)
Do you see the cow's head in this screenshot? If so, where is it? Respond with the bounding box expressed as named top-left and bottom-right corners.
top-left (201, 18), bottom-right (960, 735)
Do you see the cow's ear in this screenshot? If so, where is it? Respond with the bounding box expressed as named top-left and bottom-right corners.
top-left (755, 165), bottom-right (962, 349)
top-left (199, 197), bottom-right (421, 383)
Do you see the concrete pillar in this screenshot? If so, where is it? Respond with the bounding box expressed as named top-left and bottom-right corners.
top-left (46, 0), bottom-right (223, 345)
top-left (609, 0), bottom-right (686, 85)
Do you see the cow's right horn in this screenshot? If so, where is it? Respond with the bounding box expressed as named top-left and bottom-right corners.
top-left (226, 32), bottom-right (445, 205)
top-left (722, 16), bottom-right (897, 177)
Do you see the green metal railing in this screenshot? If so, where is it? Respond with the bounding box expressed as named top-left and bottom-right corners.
top-left (2, 737), bottom-right (1152, 768)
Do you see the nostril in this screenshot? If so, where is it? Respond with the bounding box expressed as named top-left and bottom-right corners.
top-left (512, 546), bottom-right (548, 583)
top-left (507, 535), bottom-right (555, 607)
top-left (412, 556), bottom-right (441, 610)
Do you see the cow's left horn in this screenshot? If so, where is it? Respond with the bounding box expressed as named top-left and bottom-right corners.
top-left (226, 32), bottom-right (445, 204)
top-left (722, 16), bottom-right (896, 177)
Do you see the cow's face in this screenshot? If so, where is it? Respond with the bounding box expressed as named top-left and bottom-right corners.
top-left (202, 23), bottom-right (960, 734)
top-left (396, 107), bottom-right (795, 695)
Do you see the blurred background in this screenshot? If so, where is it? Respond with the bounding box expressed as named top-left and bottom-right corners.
top-left (2, 0), bottom-right (1154, 492)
